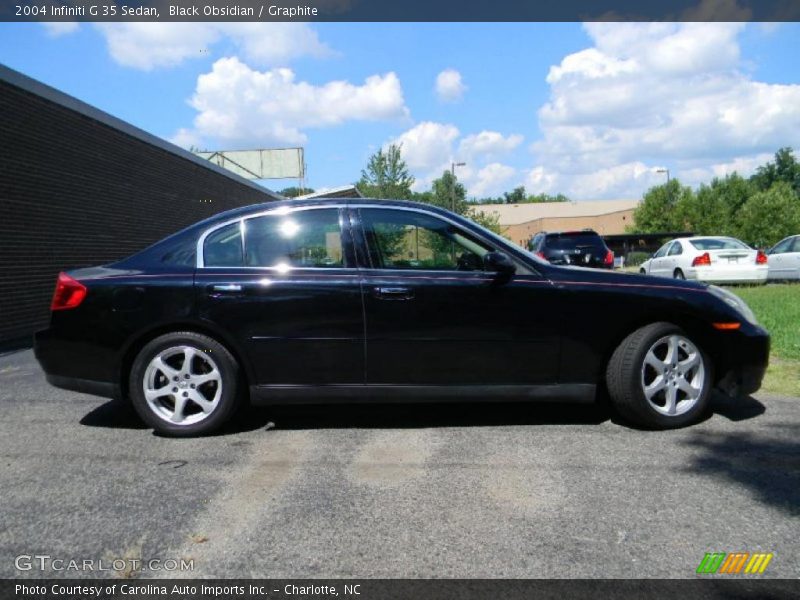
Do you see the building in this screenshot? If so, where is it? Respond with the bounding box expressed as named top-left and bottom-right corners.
top-left (476, 199), bottom-right (640, 247)
top-left (295, 185), bottom-right (363, 200)
top-left (0, 65), bottom-right (281, 349)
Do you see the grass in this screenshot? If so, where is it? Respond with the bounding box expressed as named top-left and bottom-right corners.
top-left (725, 283), bottom-right (800, 396)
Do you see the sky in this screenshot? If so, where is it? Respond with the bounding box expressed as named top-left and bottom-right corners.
top-left (0, 20), bottom-right (798, 200)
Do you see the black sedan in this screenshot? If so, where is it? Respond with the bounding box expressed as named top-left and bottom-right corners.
top-left (35, 199), bottom-right (769, 436)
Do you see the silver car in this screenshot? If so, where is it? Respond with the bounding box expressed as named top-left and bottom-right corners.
top-left (767, 235), bottom-right (800, 280)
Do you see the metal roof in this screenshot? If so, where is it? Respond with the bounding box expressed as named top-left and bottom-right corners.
top-left (295, 185), bottom-right (364, 200)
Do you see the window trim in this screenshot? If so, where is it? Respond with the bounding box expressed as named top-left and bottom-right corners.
top-left (197, 205), bottom-right (350, 270)
top-left (353, 204), bottom-right (527, 275)
top-left (197, 202), bottom-right (540, 277)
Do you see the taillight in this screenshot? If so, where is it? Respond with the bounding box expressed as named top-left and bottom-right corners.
top-left (604, 250), bottom-right (614, 266)
top-left (51, 272), bottom-right (87, 310)
top-left (692, 252), bottom-right (711, 267)
top-left (536, 251), bottom-right (547, 261)
top-left (756, 251), bottom-right (768, 264)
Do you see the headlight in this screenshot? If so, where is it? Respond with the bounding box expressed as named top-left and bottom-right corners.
top-left (707, 285), bottom-right (758, 325)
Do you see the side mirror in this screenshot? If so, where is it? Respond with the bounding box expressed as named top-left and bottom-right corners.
top-left (484, 251), bottom-right (516, 276)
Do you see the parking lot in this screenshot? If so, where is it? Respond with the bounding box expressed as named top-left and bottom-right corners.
top-left (1, 348), bottom-right (797, 579)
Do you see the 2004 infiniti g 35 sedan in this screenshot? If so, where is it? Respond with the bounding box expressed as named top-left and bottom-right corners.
top-left (35, 199), bottom-right (769, 436)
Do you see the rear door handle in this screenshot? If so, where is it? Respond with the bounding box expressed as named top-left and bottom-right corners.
top-left (373, 286), bottom-right (414, 300)
top-left (208, 283), bottom-right (242, 294)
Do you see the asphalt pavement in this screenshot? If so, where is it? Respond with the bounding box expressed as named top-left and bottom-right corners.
top-left (1, 349), bottom-right (797, 579)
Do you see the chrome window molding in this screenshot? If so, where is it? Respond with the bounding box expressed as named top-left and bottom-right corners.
top-left (196, 201), bottom-right (539, 276)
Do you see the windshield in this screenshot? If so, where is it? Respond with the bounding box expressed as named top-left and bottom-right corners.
top-left (689, 238), bottom-right (750, 251)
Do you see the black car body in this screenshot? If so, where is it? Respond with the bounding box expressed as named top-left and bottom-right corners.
top-left (528, 230), bottom-right (614, 269)
top-left (35, 199), bottom-right (769, 435)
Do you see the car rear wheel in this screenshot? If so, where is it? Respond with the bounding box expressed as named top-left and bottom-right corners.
top-left (674, 269), bottom-right (685, 280)
top-left (606, 322), bottom-right (711, 428)
top-left (129, 332), bottom-right (240, 436)
top-left (639, 268), bottom-right (646, 274)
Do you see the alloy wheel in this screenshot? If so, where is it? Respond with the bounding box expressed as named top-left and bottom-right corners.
top-left (142, 345), bottom-right (222, 425)
top-left (640, 334), bottom-right (705, 417)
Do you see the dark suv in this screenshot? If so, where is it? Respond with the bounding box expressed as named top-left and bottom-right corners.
top-left (528, 230), bottom-right (614, 269)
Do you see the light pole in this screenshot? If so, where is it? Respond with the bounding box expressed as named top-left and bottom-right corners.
top-left (656, 168), bottom-right (670, 183)
top-left (451, 161), bottom-right (466, 212)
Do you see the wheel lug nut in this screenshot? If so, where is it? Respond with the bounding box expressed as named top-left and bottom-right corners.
top-left (182, 391), bottom-right (188, 397)
top-left (185, 374), bottom-right (190, 379)
top-left (173, 376), bottom-right (178, 381)
top-left (172, 387), bottom-right (178, 393)
top-left (190, 384), bottom-right (196, 389)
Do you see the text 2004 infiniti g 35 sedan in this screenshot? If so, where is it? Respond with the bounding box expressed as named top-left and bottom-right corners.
top-left (35, 199), bottom-right (769, 436)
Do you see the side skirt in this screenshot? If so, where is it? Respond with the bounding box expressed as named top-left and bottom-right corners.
top-left (250, 383), bottom-right (596, 405)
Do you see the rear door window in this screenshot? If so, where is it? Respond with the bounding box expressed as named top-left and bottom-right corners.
top-left (243, 209), bottom-right (344, 268)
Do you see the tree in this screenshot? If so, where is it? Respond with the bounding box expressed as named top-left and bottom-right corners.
top-left (750, 147), bottom-right (800, 195)
top-left (502, 186), bottom-right (527, 204)
top-left (681, 173), bottom-right (753, 236)
top-left (429, 170), bottom-right (468, 214)
top-left (526, 193), bottom-right (569, 203)
top-left (356, 144), bottom-right (415, 199)
top-left (631, 179), bottom-right (694, 233)
top-left (278, 186), bottom-right (313, 198)
top-left (467, 209), bottom-right (505, 236)
top-left (736, 183), bottom-right (800, 248)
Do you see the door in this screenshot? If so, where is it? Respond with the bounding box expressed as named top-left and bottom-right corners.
top-left (768, 237), bottom-right (800, 280)
top-left (196, 207), bottom-right (364, 384)
top-left (664, 240), bottom-right (683, 276)
top-left (648, 242), bottom-right (672, 277)
top-left (353, 206), bottom-right (559, 385)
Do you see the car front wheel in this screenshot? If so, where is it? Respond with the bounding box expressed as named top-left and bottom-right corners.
top-left (606, 322), bottom-right (711, 429)
top-left (129, 332), bottom-right (240, 436)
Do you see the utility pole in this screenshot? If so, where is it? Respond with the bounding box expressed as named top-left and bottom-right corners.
top-left (451, 161), bottom-right (466, 212)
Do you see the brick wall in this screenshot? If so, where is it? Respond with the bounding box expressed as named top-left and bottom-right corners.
top-left (0, 71), bottom-right (278, 348)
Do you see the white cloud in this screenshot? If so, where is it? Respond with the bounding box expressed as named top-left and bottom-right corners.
top-left (172, 57), bottom-right (409, 148)
top-left (42, 22), bottom-right (80, 37)
top-left (459, 131), bottom-right (523, 161)
top-left (387, 122), bottom-right (521, 197)
top-left (390, 122), bottom-right (460, 171)
top-left (93, 23), bottom-right (332, 71)
top-left (469, 163), bottom-right (517, 197)
top-left (530, 22), bottom-right (800, 199)
top-left (435, 69), bottom-right (467, 103)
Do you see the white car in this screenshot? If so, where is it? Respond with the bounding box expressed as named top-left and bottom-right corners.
top-left (639, 236), bottom-right (768, 284)
top-left (766, 235), bottom-right (800, 280)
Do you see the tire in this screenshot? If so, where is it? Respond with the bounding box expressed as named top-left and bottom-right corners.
top-left (129, 332), bottom-right (240, 436)
top-left (606, 322), bottom-right (711, 429)
top-left (674, 269), bottom-right (685, 280)
top-left (639, 269), bottom-right (646, 275)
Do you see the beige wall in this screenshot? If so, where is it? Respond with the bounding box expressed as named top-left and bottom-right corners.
top-left (504, 209), bottom-right (635, 247)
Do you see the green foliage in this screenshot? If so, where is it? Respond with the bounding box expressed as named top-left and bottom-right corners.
top-left (631, 148), bottom-right (799, 243)
top-left (625, 251), bottom-right (652, 267)
top-left (681, 173), bottom-right (753, 237)
top-left (278, 186), bottom-right (313, 198)
top-left (429, 170), bottom-right (468, 214)
top-left (526, 193), bottom-right (570, 203)
top-left (357, 144), bottom-right (415, 199)
top-left (750, 147), bottom-right (800, 195)
top-left (467, 209), bottom-right (505, 236)
top-left (736, 183), bottom-right (800, 247)
top-left (631, 179), bottom-right (694, 233)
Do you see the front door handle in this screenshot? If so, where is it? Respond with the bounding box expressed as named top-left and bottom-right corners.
top-left (373, 286), bottom-right (414, 300)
